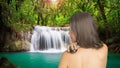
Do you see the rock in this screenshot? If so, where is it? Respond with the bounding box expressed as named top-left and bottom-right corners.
top-left (9, 40), bottom-right (30, 51)
top-left (0, 25), bottom-right (32, 52)
top-left (0, 57), bottom-right (19, 68)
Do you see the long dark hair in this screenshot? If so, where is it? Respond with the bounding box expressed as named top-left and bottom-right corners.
top-left (70, 12), bottom-right (103, 49)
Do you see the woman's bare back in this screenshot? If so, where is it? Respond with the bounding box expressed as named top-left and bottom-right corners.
top-left (59, 44), bottom-right (108, 68)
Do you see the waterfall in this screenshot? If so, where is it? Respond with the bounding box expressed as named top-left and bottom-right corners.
top-left (30, 26), bottom-right (71, 53)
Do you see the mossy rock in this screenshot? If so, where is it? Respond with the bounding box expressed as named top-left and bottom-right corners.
top-left (9, 40), bottom-right (30, 51)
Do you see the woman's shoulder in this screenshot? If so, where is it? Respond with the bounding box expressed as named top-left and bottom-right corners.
top-left (62, 50), bottom-right (71, 57)
top-left (59, 51), bottom-right (69, 68)
top-left (61, 50), bottom-right (74, 60)
top-left (99, 43), bottom-right (108, 52)
top-left (97, 44), bottom-right (108, 58)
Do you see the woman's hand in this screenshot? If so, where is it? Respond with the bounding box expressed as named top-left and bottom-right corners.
top-left (67, 43), bottom-right (79, 53)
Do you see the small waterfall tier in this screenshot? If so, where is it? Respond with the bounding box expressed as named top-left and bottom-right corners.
top-left (30, 26), bottom-right (71, 53)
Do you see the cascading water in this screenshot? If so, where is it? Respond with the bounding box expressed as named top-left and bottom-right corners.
top-left (30, 26), bottom-right (71, 53)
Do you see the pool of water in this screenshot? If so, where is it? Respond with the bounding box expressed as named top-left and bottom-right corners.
top-left (0, 52), bottom-right (120, 68)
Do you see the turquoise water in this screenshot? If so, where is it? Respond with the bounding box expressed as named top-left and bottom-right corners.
top-left (0, 52), bottom-right (120, 68)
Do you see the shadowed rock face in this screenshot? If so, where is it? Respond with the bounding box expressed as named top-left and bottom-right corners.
top-left (0, 25), bottom-right (31, 52)
top-left (0, 57), bottom-right (19, 68)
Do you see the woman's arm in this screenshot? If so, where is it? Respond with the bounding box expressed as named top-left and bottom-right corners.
top-left (58, 51), bottom-right (68, 68)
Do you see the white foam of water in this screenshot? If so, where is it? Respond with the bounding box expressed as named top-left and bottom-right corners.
top-left (30, 48), bottom-right (66, 53)
top-left (30, 26), bottom-right (71, 53)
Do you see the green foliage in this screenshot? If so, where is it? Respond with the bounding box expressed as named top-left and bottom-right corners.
top-left (19, 0), bottom-right (37, 24)
top-left (0, 0), bottom-right (37, 30)
top-left (0, 0), bottom-right (120, 43)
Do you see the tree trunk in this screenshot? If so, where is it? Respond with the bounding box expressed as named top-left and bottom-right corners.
top-left (44, 14), bottom-right (49, 26)
top-left (37, 12), bottom-right (42, 25)
top-left (37, 13), bottom-right (40, 25)
top-left (97, 0), bottom-right (109, 41)
top-left (52, 14), bottom-right (56, 26)
top-left (97, 0), bottom-right (107, 23)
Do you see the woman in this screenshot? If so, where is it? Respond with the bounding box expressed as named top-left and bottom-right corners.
top-left (58, 12), bottom-right (108, 68)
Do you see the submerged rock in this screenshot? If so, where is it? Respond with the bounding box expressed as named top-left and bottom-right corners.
top-left (0, 57), bottom-right (19, 68)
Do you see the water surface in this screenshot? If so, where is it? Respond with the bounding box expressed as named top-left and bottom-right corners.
top-left (0, 52), bottom-right (120, 68)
